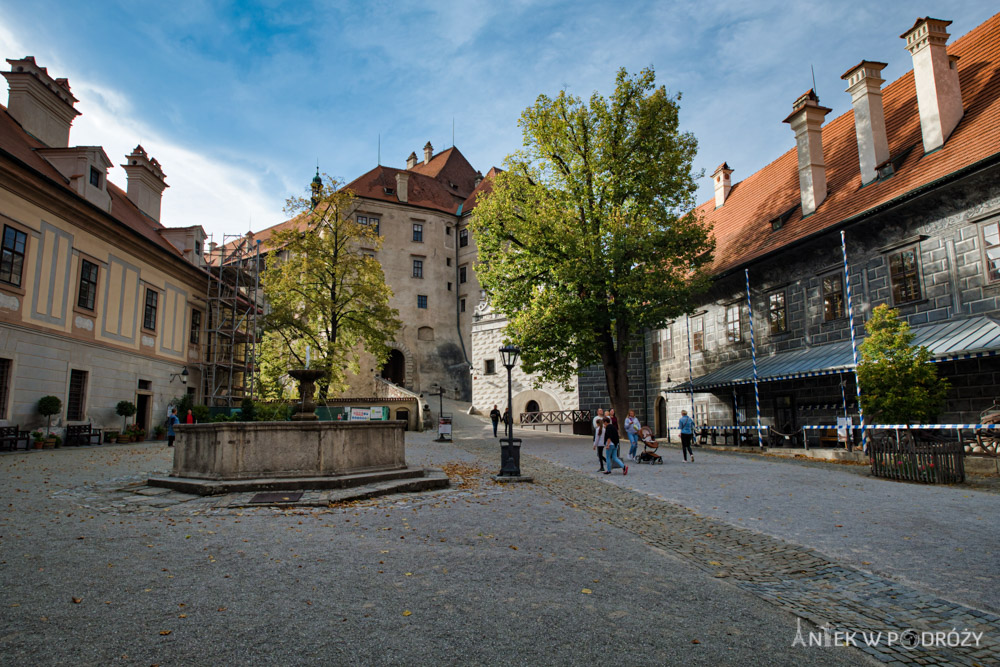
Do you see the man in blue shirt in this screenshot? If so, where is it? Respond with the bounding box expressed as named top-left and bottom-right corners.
top-left (679, 410), bottom-right (695, 463)
top-left (167, 408), bottom-right (180, 448)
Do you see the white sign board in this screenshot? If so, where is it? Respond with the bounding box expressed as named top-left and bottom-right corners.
top-left (350, 407), bottom-right (370, 421)
top-left (438, 418), bottom-right (452, 439)
top-left (369, 407), bottom-right (385, 421)
top-left (837, 417), bottom-right (851, 443)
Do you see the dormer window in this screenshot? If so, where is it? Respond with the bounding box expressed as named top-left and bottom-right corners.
top-left (89, 166), bottom-right (102, 187)
top-left (383, 187), bottom-right (395, 195)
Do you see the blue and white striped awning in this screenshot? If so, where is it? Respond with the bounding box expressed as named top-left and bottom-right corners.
top-left (667, 316), bottom-right (1000, 393)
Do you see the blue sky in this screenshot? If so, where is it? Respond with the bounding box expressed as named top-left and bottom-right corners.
top-left (1, 1), bottom-right (997, 241)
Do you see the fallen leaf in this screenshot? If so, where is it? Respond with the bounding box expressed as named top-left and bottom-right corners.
top-left (405, 573), bottom-right (412, 577)
top-left (709, 561), bottom-right (722, 566)
top-left (217, 607), bottom-right (227, 612)
top-left (72, 597), bottom-right (83, 604)
top-left (691, 639), bottom-right (701, 644)
top-left (581, 589), bottom-right (592, 594)
top-left (178, 614), bottom-right (187, 618)
top-left (159, 630), bottom-right (171, 636)
top-left (402, 610), bottom-right (412, 616)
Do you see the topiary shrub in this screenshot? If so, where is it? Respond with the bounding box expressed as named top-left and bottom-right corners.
top-left (37, 395), bottom-right (62, 435)
top-left (239, 397), bottom-right (257, 422)
top-left (116, 400), bottom-right (137, 432)
top-left (192, 404), bottom-right (211, 423)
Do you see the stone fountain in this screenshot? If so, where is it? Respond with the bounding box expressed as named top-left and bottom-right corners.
top-left (148, 367), bottom-right (447, 496)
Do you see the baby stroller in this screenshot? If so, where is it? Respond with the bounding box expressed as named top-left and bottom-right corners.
top-left (635, 426), bottom-right (663, 464)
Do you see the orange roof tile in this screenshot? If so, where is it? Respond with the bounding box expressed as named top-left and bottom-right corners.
top-left (703, 12), bottom-right (1000, 276)
top-left (409, 146), bottom-right (479, 198)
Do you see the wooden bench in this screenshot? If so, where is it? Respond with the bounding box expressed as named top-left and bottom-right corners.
top-left (818, 428), bottom-right (840, 447)
top-left (65, 424), bottom-right (103, 447)
top-left (0, 426), bottom-right (30, 451)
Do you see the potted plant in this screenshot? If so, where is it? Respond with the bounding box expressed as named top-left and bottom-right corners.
top-left (103, 429), bottom-right (119, 443)
top-left (31, 430), bottom-right (45, 450)
top-left (37, 395), bottom-right (61, 447)
top-left (153, 424), bottom-right (166, 440)
top-left (53, 434), bottom-right (62, 448)
top-left (116, 401), bottom-right (136, 441)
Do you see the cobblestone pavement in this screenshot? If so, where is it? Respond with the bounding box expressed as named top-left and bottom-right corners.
top-left (446, 425), bottom-right (999, 665)
top-left (1, 438), bottom-right (868, 665)
top-left (501, 423), bottom-right (1000, 615)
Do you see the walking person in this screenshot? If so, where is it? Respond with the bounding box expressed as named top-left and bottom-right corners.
top-left (166, 408), bottom-right (180, 448)
top-left (679, 410), bottom-right (695, 462)
top-left (624, 410), bottom-right (641, 461)
top-left (593, 417), bottom-right (607, 472)
top-left (489, 404), bottom-right (501, 437)
top-left (603, 417), bottom-right (627, 475)
top-left (502, 407), bottom-right (513, 439)
top-left (592, 408), bottom-right (605, 433)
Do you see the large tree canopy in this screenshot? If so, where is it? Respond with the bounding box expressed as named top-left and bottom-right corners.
top-left (259, 176), bottom-right (401, 400)
top-left (471, 68), bottom-right (714, 419)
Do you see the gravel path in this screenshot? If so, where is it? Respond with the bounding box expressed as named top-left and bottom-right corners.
top-left (1, 434), bottom-right (866, 665)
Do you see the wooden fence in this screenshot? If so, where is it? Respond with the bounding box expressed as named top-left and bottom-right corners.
top-left (519, 410), bottom-right (593, 435)
top-left (869, 430), bottom-right (965, 484)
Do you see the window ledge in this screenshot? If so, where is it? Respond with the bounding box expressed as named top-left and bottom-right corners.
top-left (0, 281), bottom-right (25, 296)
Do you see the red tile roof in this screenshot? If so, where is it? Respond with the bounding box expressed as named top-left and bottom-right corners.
top-left (703, 12), bottom-right (1000, 275)
top-left (344, 164), bottom-right (468, 214)
top-left (462, 166), bottom-right (501, 213)
top-left (0, 102), bottom-right (184, 258)
top-left (409, 146), bottom-right (480, 198)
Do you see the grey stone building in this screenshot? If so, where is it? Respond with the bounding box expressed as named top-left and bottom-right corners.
top-left (582, 15), bottom-right (1000, 441)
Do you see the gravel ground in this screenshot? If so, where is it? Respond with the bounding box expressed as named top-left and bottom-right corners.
top-left (0, 434), bottom-right (868, 665)
top-left (500, 417), bottom-right (1000, 615)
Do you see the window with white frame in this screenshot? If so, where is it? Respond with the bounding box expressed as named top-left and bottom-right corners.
top-left (888, 247), bottom-right (922, 304)
top-left (726, 302), bottom-right (742, 343)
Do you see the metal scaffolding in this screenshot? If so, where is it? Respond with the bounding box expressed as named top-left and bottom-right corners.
top-left (201, 234), bottom-right (262, 407)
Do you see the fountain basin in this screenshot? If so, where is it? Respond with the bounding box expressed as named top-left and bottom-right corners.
top-left (167, 420), bottom-right (406, 481)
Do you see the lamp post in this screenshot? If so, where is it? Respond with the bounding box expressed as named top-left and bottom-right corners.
top-left (498, 344), bottom-right (521, 476)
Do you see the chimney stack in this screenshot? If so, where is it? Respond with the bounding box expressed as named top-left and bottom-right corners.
top-left (423, 141), bottom-right (433, 164)
top-left (2, 57), bottom-right (80, 148)
top-left (842, 61), bottom-right (890, 185)
top-left (902, 17), bottom-right (964, 153)
top-left (474, 170), bottom-right (483, 187)
top-left (406, 152), bottom-right (418, 169)
top-left (712, 162), bottom-right (733, 208)
top-left (395, 171), bottom-right (409, 203)
top-left (783, 90), bottom-right (831, 216)
top-left (121, 145), bottom-right (168, 222)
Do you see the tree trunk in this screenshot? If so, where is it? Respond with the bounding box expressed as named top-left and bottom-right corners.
top-left (599, 343), bottom-right (631, 430)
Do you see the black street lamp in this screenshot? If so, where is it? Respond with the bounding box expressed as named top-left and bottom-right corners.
top-left (498, 344), bottom-right (521, 476)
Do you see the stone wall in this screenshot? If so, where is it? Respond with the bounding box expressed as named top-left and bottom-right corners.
top-left (576, 339), bottom-right (650, 426)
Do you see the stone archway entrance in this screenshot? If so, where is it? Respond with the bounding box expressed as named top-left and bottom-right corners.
top-left (525, 399), bottom-right (540, 413)
top-left (381, 349), bottom-right (406, 386)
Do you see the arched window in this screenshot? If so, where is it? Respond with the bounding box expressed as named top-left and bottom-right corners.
top-left (525, 400), bottom-right (540, 413)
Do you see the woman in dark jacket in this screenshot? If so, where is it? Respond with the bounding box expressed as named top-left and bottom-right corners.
top-left (602, 417), bottom-right (627, 475)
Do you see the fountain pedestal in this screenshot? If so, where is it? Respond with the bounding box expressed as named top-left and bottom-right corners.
top-left (288, 368), bottom-right (325, 421)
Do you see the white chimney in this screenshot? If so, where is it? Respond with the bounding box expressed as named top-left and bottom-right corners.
top-left (712, 162), bottom-right (733, 208)
top-left (2, 57), bottom-right (80, 148)
top-left (395, 171), bottom-right (409, 203)
top-left (423, 141), bottom-right (433, 164)
top-left (902, 17), bottom-right (964, 153)
top-left (406, 152), bottom-right (418, 169)
top-left (783, 90), bottom-right (831, 216)
top-left (121, 145), bottom-right (168, 222)
top-left (842, 61), bottom-right (890, 185)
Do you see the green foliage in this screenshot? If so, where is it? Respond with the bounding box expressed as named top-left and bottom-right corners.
top-left (857, 304), bottom-right (950, 424)
top-left (174, 393), bottom-right (194, 418)
top-left (192, 404), bottom-right (211, 423)
top-left (471, 68), bottom-right (713, 416)
top-left (37, 395), bottom-right (62, 417)
top-left (256, 402), bottom-right (292, 422)
top-left (115, 399), bottom-right (136, 432)
top-left (261, 175), bottom-right (401, 400)
top-left (239, 397), bottom-right (258, 422)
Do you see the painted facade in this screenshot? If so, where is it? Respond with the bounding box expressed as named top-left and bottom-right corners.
top-left (0, 57), bottom-right (213, 435)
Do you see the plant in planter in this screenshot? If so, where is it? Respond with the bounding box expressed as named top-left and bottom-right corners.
top-left (153, 424), bottom-right (166, 440)
top-left (103, 430), bottom-right (119, 443)
top-left (31, 430), bottom-right (45, 450)
top-left (116, 401), bottom-right (137, 435)
top-left (37, 395), bottom-right (62, 446)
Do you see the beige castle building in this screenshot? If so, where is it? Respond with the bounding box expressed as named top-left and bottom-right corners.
top-left (255, 145), bottom-right (492, 400)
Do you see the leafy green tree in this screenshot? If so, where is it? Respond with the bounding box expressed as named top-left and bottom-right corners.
top-left (37, 395), bottom-right (62, 435)
top-left (261, 175), bottom-right (401, 400)
top-left (857, 304), bottom-right (950, 423)
top-left (471, 68), bottom-right (713, 418)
